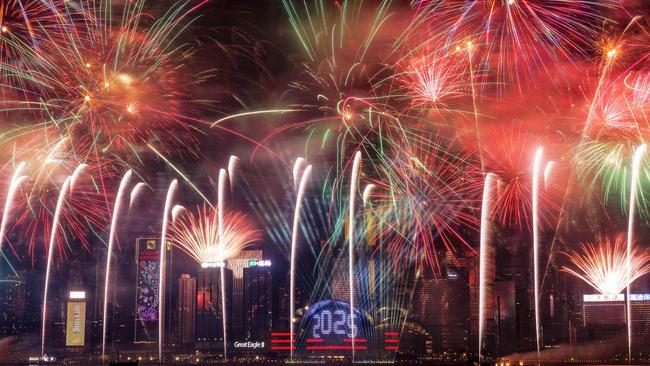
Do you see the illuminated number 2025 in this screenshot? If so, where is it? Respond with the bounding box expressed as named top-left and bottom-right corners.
top-left (312, 309), bottom-right (357, 338)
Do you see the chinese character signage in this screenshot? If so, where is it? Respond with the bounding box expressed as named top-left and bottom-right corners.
top-left (248, 259), bottom-right (271, 267)
top-left (583, 294), bottom-right (625, 302)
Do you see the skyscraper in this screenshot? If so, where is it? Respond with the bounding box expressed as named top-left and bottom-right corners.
top-left (91, 246), bottom-right (106, 348)
top-left (177, 274), bottom-right (196, 345)
top-left (0, 273), bottom-right (27, 336)
top-left (226, 249), bottom-right (262, 342)
top-left (412, 275), bottom-right (468, 353)
top-left (493, 280), bottom-right (517, 354)
top-left (196, 267), bottom-right (233, 351)
top-left (467, 251), bottom-right (496, 353)
top-left (243, 261), bottom-right (273, 342)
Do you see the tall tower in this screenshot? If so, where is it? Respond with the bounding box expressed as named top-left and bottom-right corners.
top-left (243, 261), bottom-right (273, 342)
top-left (0, 273), bottom-right (27, 336)
top-left (468, 250), bottom-right (495, 354)
top-left (177, 274), bottom-right (196, 345)
top-left (92, 246), bottom-right (107, 348)
top-left (196, 267), bottom-right (233, 352)
top-left (226, 249), bottom-right (262, 342)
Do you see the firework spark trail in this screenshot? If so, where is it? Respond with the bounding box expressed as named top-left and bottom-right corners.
top-left (544, 161), bottom-right (555, 191)
top-left (362, 184), bottom-right (375, 207)
top-left (102, 170), bottom-right (132, 359)
top-left (368, 133), bottom-right (480, 271)
top-left (148, 144), bottom-right (214, 209)
top-left (562, 237), bottom-right (650, 296)
top-left (626, 144), bottom-right (646, 362)
top-left (12, 0), bottom-right (212, 161)
top-left (398, 52), bottom-right (468, 111)
top-left (349, 151), bottom-right (362, 360)
top-left (171, 205), bottom-right (187, 222)
top-left (228, 156), bottom-right (240, 193)
top-left (70, 164), bottom-right (88, 192)
top-left (413, 0), bottom-right (617, 90)
top-left (41, 166), bottom-right (81, 357)
top-left (478, 173), bottom-right (495, 363)
top-left (168, 208), bottom-right (258, 264)
top-left (129, 182), bottom-right (147, 210)
top-left (466, 41), bottom-right (485, 173)
top-left (218, 168), bottom-right (228, 362)
top-left (290, 160), bottom-right (311, 360)
top-left (164, 165), bottom-right (258, 363)
top-left (293, 157), bottom-right (306, 189)
top-left (158, 179), bottom-right (178, 362)
top-left (542, 24), bottom-right (633, 298)
top-left (580, 46), bottom-right (620, 141)
top-left (0, 162), bottom-right (27, 260)
top-left (532, 148), bottom-right (543, 361)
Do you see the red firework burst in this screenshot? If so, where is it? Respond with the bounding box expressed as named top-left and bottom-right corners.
top-left (479, 124), bottom-right (565, 231)
top-left (6, 136), bottom-right (114, 262)
top-left (366, 133), bottom-right (481, 272)
top-left (413, 0), bottom-right (617, 89)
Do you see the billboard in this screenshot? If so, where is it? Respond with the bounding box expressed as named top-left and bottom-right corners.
top-left (66, 292), bottom-right (86, 347)
top-left (298, 300), bottom-right (373, 355)
top-left (134, 238), bottom-right (161, 343)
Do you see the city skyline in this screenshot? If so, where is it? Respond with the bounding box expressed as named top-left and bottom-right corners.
top-left (2, 0), bottom-right (650, 365)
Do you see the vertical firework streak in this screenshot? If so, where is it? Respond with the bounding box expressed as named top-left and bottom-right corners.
top-left (41, 164), bottom-right (84, 356)
top-left (362, 184), bottom-right (375, 207)
top-left (467, 42), bottom-right (484, 172)
top-left (158, 180), bottom-right (178, 362)
top-left (293, 157), bottom-right (306, 188)
top-left (0, 162), bottom-right (27, 258)
top-left (290, 161), bottom-right (311, 360)
top-left (102, 170), bottom-right (132, 359)
top-left (532, 148), bottom-right (543, 360)
top-left (626, 144), bottom-right (646, 362)
top-left (218, 169), bottom-right (228, 361)
top-left (129, 183), bottom-right (147, 210)
top-left (478, 173), bottom-right (496, 362)
top-left (349, 151), bottom-right (362, 361)
top-left (228, 156), bottom-right (239, 193)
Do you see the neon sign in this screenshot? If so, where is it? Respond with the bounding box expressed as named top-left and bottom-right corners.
top-left (583, 293), bottom-right (650, 302)
top-left (312, 309), bottom-right (357, 338)
top-left (298, 300), bottom-right (372, 353)
top-left (248, 259), bottom-right (271, 267)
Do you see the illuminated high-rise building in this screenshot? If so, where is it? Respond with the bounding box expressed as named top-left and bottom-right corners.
top-left (196, 267), bottom-right (233, 351)
top-left (493, 280), bottom-right (516, 354)
top-left (91, 246), bottom-right (106, 348)
top-left (413, 274), bottom-right (468, 353)
top-left (226, 250), bottom-right (262, 342)
top-left (177, 274), bottom-right (196, 345)
top-left (0, 273), bottom-right (27, 336)
top-left (467, 251), bottom-right (495, 353)
top-left (243, 260), bottom-right (273, 342)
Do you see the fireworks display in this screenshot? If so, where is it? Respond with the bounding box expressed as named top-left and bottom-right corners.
top-left (562, 236), bottom-right (650, 296)
top-left (0, 0), bottom-right (650, 364)
top-left (168, 205), bottom-right (260, 268)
